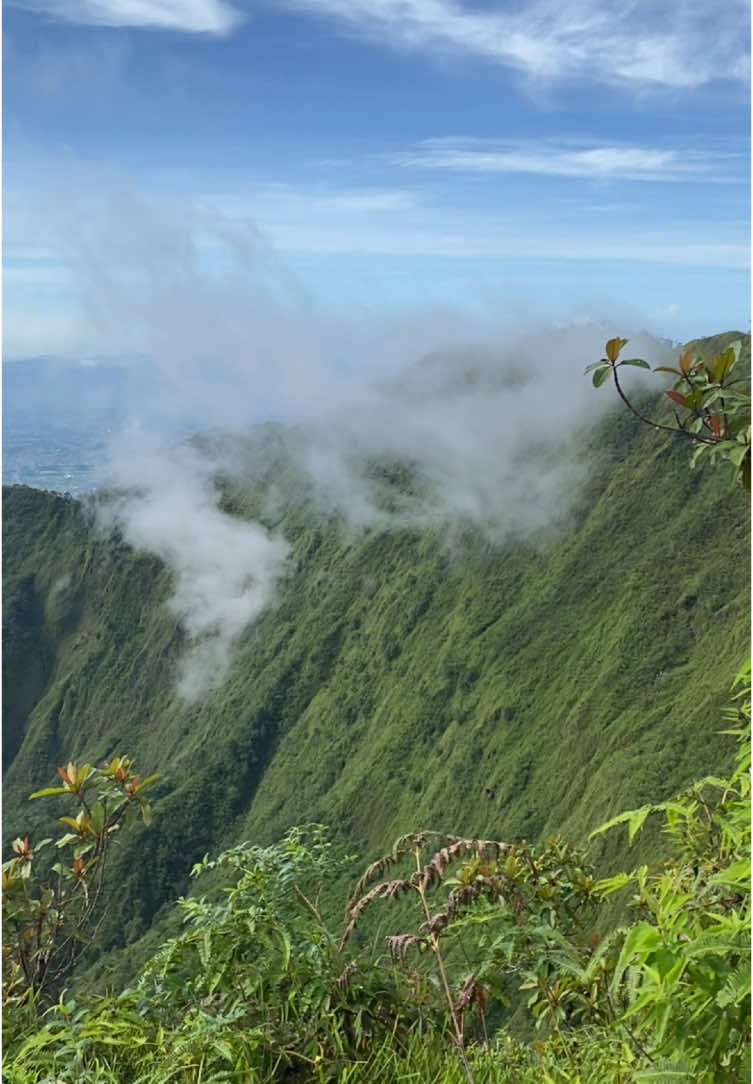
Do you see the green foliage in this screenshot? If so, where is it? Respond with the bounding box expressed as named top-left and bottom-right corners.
top-left (587, 336), bottom-right (751, 490)
top-left (4, 695), bottom-right (748, 1081)
top-left (137, 824), bottom-right (428, 1074)
top-left (590, 663), bottom-right (751, 1080)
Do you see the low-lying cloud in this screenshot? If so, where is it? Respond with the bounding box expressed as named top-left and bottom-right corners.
top-left (26, 176), bottom-right (673, 697)
top-left (103, 438), bottom-right (289, 699)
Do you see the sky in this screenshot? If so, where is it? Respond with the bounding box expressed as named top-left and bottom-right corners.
top-left (3, 0), bottom-right (751, 360)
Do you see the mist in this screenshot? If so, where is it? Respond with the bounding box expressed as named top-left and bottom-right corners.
top-left (102, 436), bottom-right (290, 700)
top-left (22, 173), bottom-right (674, 698)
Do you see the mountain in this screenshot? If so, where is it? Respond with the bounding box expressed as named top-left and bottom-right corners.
top-left (2, 333), bottom-right (749, 979)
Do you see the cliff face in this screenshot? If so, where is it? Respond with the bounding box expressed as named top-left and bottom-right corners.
top-left (2, 338), bottom-right (749, 961)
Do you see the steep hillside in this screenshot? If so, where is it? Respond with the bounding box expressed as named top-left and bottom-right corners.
top-left (3, 338), bottom-right (750, 968)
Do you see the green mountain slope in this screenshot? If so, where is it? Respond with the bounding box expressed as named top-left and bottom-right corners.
top-left (3, 336), bottom-right (750, 968)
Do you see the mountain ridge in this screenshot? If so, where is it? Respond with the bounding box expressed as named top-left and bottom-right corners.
top-left (2, 333), bottom-right (750, 976)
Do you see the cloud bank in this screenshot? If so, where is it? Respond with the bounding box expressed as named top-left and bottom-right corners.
top-left (17, 171), bottom-right (674, 698)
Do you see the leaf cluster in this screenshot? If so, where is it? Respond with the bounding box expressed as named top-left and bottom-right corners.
top-left (2, 757), bottom-right (158, 1013)
top-left (587, 337), bottom-right (751, 490)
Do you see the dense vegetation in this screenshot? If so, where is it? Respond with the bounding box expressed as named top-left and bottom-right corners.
top-left (3, 673), bottom-right (750, 1081)
top-left (2, 332), bottom-right (750, 1079)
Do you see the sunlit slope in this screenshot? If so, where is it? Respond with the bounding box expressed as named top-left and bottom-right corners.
top-left (3, 339), bottom-right (749, 956)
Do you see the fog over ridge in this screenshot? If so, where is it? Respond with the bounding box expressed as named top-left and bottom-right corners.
top-left (26, 175), bottom-right (673, 697)
top-left (100, 320), bottom-right (670, 700)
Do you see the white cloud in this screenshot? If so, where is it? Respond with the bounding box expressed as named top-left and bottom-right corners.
top-left (276, 0), bottom-right (749, 89)
top-left (395, 140), bottom-right (742, 183)
top-left (213, 185), bottom-right (418, 217)
top-left (15, 0), bottom-right (242, 33)
top-left (103, 439), bottom-right (290, 700)
top-left (12, 0), bottom-right (748, 88)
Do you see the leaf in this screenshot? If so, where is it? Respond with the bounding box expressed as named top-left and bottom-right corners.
top-left (700, 388), bottom-right (722, 410)
top-left (611, 921), bottom-right (662, 993)
top-left (596, 871), bottom-right (631, 896)
top-left (683, 933), bottom-right (747, 958)
top-left (715, 963), bottom-right (751, 1008)
top-left (665, 390), bottom-right (687, 407)
top-left (710, 342), bottom-right (741, 383)
top-left (199, 928), bottom-right (211, 968)
top-left (212, 1039), bottom-right (235, 1062)
top-left (134, 774), bottom-right (160, 793)
top-left (590, 804), bottom-right (653, 841)
top-left (628, 805), bottom-right (653, 844)
top-left (592, 366), bottom-right (612, 388)
top-left (725, 444), bottom-right (749, 468)
top-left (633, 1058), bottom-right (696, 1082)
top-left (654, 366), bottom-right (682, 376)
top-left (29, 786), bottom-right (69, 800)
top-left (618, 358), bottom-right (651, 370)
top-left (678, 349), bottom-right (694, 377)
top-left (605, 337), bottom-right (629, 362)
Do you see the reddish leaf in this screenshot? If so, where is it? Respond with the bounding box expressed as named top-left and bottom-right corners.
top-left (666, 390), bottom-right (687, 407)
top-left (678, 349), bottom-right (694, 377)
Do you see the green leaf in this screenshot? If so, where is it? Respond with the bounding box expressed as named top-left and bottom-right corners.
top-left (715, 963), bottom-right (751, 1008)
top-left (654, 366), bottom-right (682, 376)
top-left (619, 358), bottom-right (651, 370)
top-left (628, 805), bottom-right (652, 844)
top-left (592, 366), bottom-right (612, 387)
top-left (700, 388), bottom-right (722, 409)
top-left (596, 871), bottom-right (631, 896)
top-left (590, 803), bottom-right (653, 842)
top-left (135, 774), bottom-right (160, 792)
top-left (612, 921), bottom-right (662, 993)
top-left (633, 1059), bottom-right (696, 1082)
top-left (29, 786), bottom-right (69, 799)
top-left (725, 444), bottom-right (749, 468)
top-left (710, 341), bottom-right (741, 383)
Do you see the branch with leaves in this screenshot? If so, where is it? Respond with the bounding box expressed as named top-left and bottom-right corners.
top-left (2, 756), bottom-right (158, 1007)
top-left (586, 337), bottom-right (751, 491)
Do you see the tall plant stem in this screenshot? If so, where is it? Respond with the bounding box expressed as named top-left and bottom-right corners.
top-left (414, 848), bottom-right (475, 1084)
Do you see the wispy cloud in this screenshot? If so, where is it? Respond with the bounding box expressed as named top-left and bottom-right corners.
top-left (278, 0), bottom-right (749, 90)
top-left (15, 0), bottom-right (748, 90)
top-left (212, 184), bottom-right (418, 217)
top-left (14, 0), bottom-right (243, 34)
top-left (394, 139), bottom-right (744, 183)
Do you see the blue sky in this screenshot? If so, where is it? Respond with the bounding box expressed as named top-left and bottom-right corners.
top-left (3, 0), bottom-right (750, 360)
